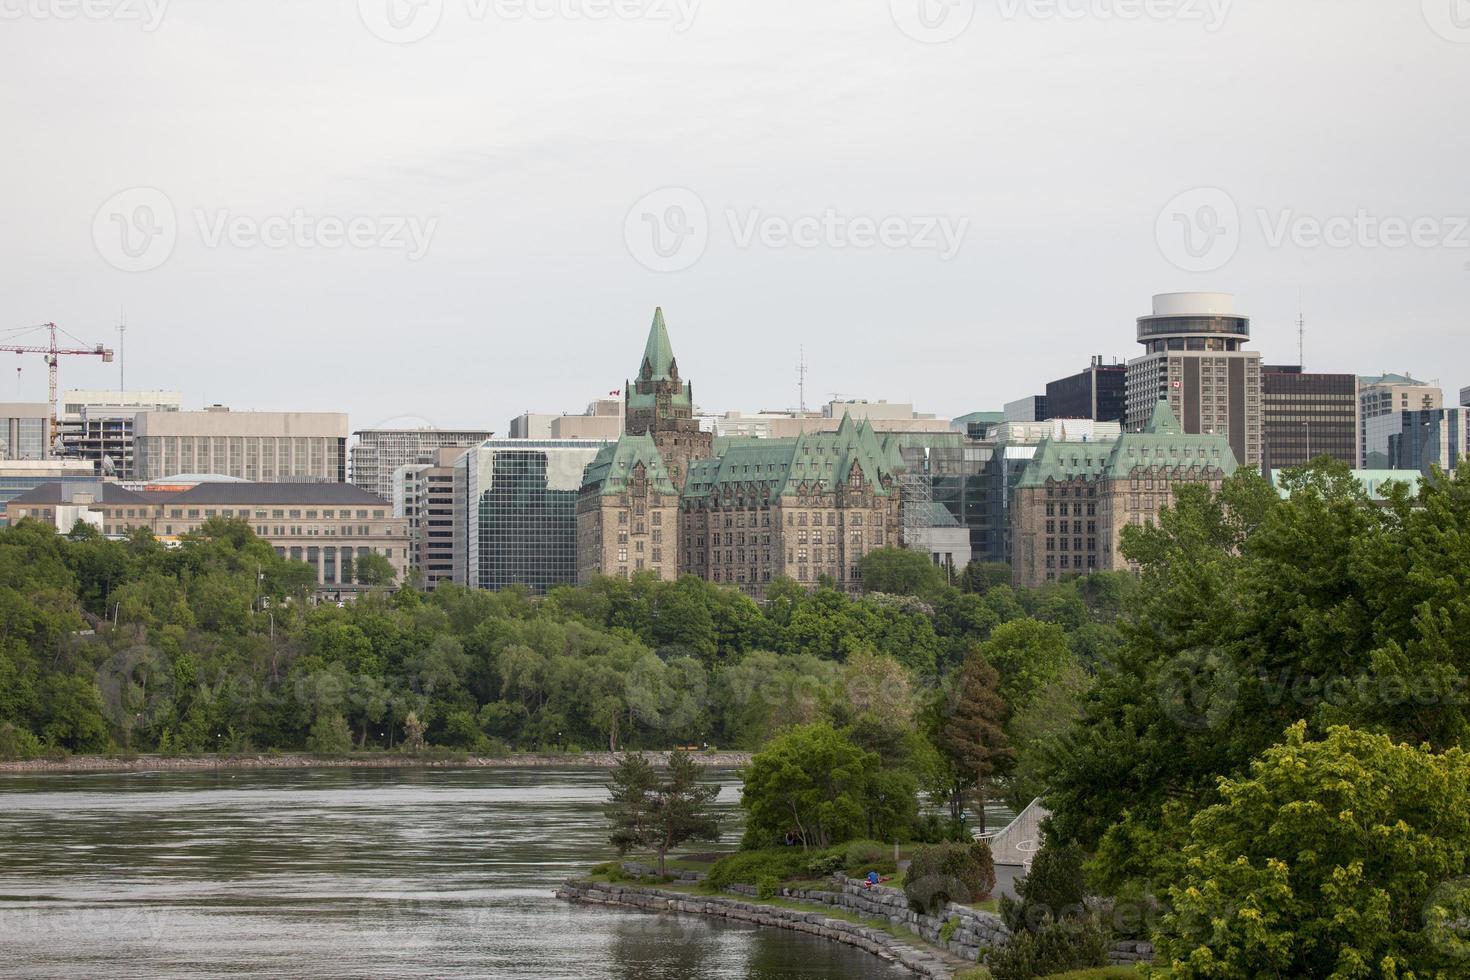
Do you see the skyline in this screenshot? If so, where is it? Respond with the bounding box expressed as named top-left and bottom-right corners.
top-left (2, 2), bottom-right (1467, 428)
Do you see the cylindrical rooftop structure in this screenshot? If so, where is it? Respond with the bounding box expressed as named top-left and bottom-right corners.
top-left (1137, 292), bottom-right (1250, 353)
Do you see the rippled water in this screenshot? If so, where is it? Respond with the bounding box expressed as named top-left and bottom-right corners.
top-left (0, 768), bottom-right (907, 979)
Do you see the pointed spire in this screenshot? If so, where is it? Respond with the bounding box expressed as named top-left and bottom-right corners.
top-left (639, 307), bottom-right (677, 381)
top-left (836, 410), bottom-right (855, 439)
top-left (1146, 398), bottom-right (1183, 435)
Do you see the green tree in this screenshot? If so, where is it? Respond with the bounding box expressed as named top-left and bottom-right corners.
top-left (605, 749), bottom-right (721, 875)
top-left (355, 552), bottom-right (397, 587)
top-left (1154, 724), bottom-right (1470, 979)
top-left (937, 651), bottom-right (1013, 832)
top-left (859, 547), bottom-right (945, 598)
top-left (740, 722), bottom-right (881, 849)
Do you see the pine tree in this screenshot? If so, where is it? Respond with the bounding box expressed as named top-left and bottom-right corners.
top-left (939, 650), bottom-right (1014, 833)
top-left (606, 750), bottom-right (721, 875)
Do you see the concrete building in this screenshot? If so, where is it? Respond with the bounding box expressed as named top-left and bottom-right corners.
top-left (1261, 367), bottom-right (1360, 471)
top-left (463, 438), bottom-right (610, 592)
top-left (6, 481), bottom-right (408, 594)
top-left (578, 312), bottom-right (902, 596)
top-left (1012, 401), bottom-right (1237, 588)
top-left (905, 502), bottom-right (972, 577)
top-left (0, 404), bottom-right (52, 460)
top-left (1359, 374), bottom-right (1443, 468)
top-left (350, 427), bottom-right (492, 502)
top-left (1461, 386), bottom-right (1470, 409)
top-left (58, 390), bottom-right (182, 480)
top-left (133, 407), bottom-right (349, 483)
top-left (1045, 358), bottom-right (1127, 423)
top-left (1125, 292), bottom-right (1263, 467)
top-left (393, 446), bottom-right (466, 590)
top-left (0, 459), bottom-right (101, 518)
top-left (1003, 396), bottom-right (1050, 423)
top-left (510, 400), bottom-right (623, 441)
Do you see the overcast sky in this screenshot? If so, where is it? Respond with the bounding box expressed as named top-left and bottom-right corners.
top-left (2, 0), bottom-right (1468, 433)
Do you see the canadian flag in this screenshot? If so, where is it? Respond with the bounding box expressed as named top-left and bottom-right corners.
top-left (1171, 380), bottom-right (1183, 389)
top-left (610, 389), bottom-right (621, 396)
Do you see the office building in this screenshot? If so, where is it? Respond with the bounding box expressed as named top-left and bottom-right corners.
top-left (578, 311), bottom-right (902, 596)
top-left (463, 438), bottom-right (610, 593)
top-left (1261, 367), bottom-right (1359, 470)
top-left (58, 390), bottom-right (182, 480)
top-left (1359, 374), bottom-right (1443, 468)
top-left (1046, 358), bottom-right (1127, 423)
top-left (1124, 292), bottom-right (1263, 467)
top-left (350, 427), bottom-right (492, 502)
top-left (0, 404), bottom-right (52, 460)
top-left (1387, 407), bottom-right (1470, 474)
top-left (133, 407), bottom-right (349, 482)
top-left (1011, 401), bottom-right (1238, 588)
top-left (510, 400), bottom-right (624, 441)
top-left (6, 481), bottom-right (408, 594)
top-left (1004, 396), bottom-right (1049, 423)
top-left (394, 446), bottom-right (466, 589)
top-left (1461, 386), bottom-right (1470, 409)
top-left (0, 459), bottom-right (101, 517)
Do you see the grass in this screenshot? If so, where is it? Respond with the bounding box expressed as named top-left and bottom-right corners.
top-left (1038, 970), bottom-right (1147, 979)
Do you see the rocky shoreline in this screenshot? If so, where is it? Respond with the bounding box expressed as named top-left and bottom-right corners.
top-left (0, 751), bottom-right (752, 775)
top-left (558, 879), bottom-right (974, 979)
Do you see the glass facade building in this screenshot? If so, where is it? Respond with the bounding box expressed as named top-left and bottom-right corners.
top-left (460, 440), bottom-right (608, 593)
top-left (1045, 360), bottom-right (1127, 423)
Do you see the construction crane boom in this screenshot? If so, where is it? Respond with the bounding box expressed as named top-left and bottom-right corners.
top-left (0, 322), bottom-right (116, 450)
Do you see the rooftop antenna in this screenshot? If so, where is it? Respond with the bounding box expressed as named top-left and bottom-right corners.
top-left (117, 310), bottom-right (126, 392)
top-left (1297, 291), bottom-right (1305, 370)
top-left (797, 346), bottom-right (808, 414)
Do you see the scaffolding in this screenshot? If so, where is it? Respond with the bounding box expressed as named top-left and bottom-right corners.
top-left (898, 446), bottom-right (934, 549)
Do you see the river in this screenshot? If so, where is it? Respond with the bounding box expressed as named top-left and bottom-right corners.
top-left (0, 767), bottom-right (909, 979)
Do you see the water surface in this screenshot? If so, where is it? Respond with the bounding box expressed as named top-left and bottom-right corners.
top-left (0, 768), bottom-right (907, 979)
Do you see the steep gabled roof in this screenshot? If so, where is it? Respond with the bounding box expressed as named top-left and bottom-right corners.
top-left (1146, 399), bottom-right (1183, 435)
top-left (639, 307), bottom-right (676, 381)
top-left (1017, 402), bottom-right (1237, 489)
top-left (683, 414), bottom-right (899, 504)
top-left (580, 434), bottom-right (679, 496)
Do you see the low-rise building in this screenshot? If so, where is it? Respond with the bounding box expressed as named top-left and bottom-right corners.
top-left (0, 403), bottom-right (52, 460)
top-left (6, 480), bottom-right (408, 595)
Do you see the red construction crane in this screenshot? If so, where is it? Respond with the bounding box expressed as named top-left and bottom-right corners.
top-left (0, 322), bottom-right (115, 448)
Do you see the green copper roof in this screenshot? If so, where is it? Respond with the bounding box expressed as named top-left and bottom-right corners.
top-left (685, 414), bottom-right (899, 504)
top-left (1146, 399), bottom-right (1183, 435)
top-left (581, 434), bottom-right (679, 496)
top-left (640, 307), bottom-right (676, 381)
top-left (1017, 402), bottom-right (1237, 489)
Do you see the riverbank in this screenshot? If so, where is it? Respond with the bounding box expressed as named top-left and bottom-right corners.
top-left (0, 750), bottom-right (752, 775)
top-left (558, 879), bottom-right (976, 980)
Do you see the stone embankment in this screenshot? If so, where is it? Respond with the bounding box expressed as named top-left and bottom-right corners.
top-left (0, 751), bottom-right (751, 775)
top-left (582, 872), bottom-right (1154, 970)
top-left (557, 879), bottom-right (972, 979)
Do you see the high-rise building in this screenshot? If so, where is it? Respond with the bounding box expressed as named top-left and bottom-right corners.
top-left (58, 390), bottom-right (183, 480)
top-left (1261, 367), bottom-right (1359, 470)
top-left (1460, 386), bottom-right (1470, 409)
top-left (1387, 407), bottom-right (1470, 474)
top-left (1359, 374), bottom-right (1443, 468)
top-left (394, 446), bottom-right (467, 589)
top-left (463, 439), bottom-right (610, 593)
top-left (0, 404), bottom-right (52, 461)
top-left (133, 407), bottom-right (349, 482)
top-left (350, 427), bottom-right (492, 502)
top-left (1011, 401), bottom-right (1238, 588)
top-left (1045, 357), bottom-right (1127, 423)
top-left (1125, 292), bottom-right (1262, 467)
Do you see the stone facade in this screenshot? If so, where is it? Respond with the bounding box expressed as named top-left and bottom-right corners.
top-left (580, 311), bottom-right (904, 597)
top-left (1012, 400), bottom-right (1237, 588)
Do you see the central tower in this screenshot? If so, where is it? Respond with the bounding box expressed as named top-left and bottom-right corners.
top-left (625, 307), bottom-right (712, 489)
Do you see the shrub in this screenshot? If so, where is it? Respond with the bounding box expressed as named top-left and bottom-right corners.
top-left (905, 840), bottom-right (998, 914)
top-left (0, 722), bottom-right (42, 761)
top-left (707, 850), bottom-right (807, 891)
top-left (756, 874), bottom-right (780, 900)
top-left (986, 917), bottom-right (1111, 980)
top-left (306, 712), bottom-right (353, 754)
top-left (804, 852), bottom-right (845, 878)
top-left (1003, 839), bottom-right (1088, 937)
top-left (843, 839), bottom-right (895, 877)
top-left (940, 916), bottom-right (960, 943)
